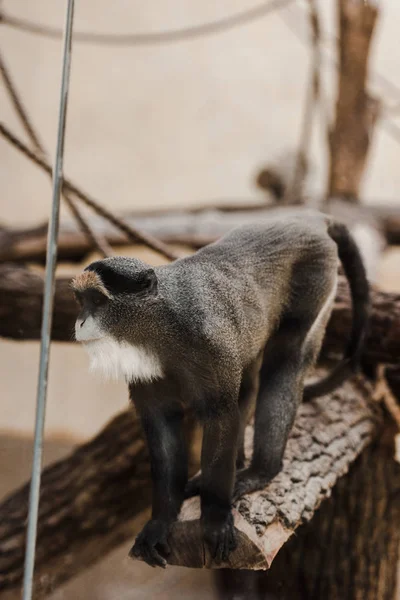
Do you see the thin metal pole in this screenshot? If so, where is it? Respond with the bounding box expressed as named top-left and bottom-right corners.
top-left (22, 1), bottom-right (75, 598)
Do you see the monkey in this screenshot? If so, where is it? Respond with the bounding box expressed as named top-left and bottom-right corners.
top-left (71, 210), bottom-right (369, 568)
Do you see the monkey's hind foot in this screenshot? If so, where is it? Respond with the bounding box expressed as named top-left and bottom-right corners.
top-left (129, 519), bottom-right (171, 568)
top-left (202, 512), bottom-right (237, 564)
top-left (184, 473), bottom-right (201, 498)
top-left (232, 466), bottom-right (281, 502)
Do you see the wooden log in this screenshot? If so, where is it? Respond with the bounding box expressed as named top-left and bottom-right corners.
top-left (1, 201), bottom-right (400, 263)
top-left (0, 263), bottom-right (77, 342)
top-left (325, 277), bottom-right (400, 366)
top-left (214, 422), bottom-right (400, 600)
top-left (1, 265), bottom-right (399, 370)
top-left (0, 411), bottom-right (151, 598)
top-left (0, 376), bottom-right (381, 597)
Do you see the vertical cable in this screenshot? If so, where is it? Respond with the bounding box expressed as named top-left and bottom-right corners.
top-left (22, 1), bottom-right (75, 598)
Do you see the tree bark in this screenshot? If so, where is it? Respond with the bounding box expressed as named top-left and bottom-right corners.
top-left (328, 0), bottom-right (380, 200)
top-left (0, 377), bottom-right (380, 598)
top-left (215, 422), bottom-right (400, 600)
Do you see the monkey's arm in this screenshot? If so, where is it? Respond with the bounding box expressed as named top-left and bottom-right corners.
top-left (129, 394), bottom-right (187, 567)
top-left (200, 397), bottom-right (240, 563)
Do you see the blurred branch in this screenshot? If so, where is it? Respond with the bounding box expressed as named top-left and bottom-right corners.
top-left (0, 264), bottom-right (77, 342)
top-left (0, 122), bottom-right (179, 261)
top-left (0, 52), bottom-right (112, 258)
top-left (281, 3), bottom-right (400, 151)
top-left (284, 0), bottom-right (323, 204)
top-left (1, 200), bottom-right (400, 264)
top-left (324, 276), bottom-right (400, 367)
top-left (328, 0), bottom-right (380, 200)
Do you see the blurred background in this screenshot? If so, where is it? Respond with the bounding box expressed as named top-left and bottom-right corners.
top-left (1, 0), bottom-right (400, 598)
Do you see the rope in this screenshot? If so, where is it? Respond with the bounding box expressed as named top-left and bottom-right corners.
top-left (1, 0), bottom-right (293, 46)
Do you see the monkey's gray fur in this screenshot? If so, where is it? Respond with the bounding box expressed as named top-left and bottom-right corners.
top-left (72, 210), bottom-right (369, 567)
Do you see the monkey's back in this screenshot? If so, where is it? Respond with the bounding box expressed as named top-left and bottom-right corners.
top-left (161, 211), bottom-right (338, 367)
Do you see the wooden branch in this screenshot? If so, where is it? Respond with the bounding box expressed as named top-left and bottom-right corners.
top-left (325, 278), bottom-right (400, 366)
top-left (1, 201), bottom-right (400, 264)
top-left (0, 123), bottom-right (179, 262)
top-left (1, 265), bottom-right (399, 369)
top-left (0, 52), bottom-right (112, 258)
top-left (0, 376), bottom-right (381, 597)
top-left (328, 0), bottom-right (380, 199)
top-left (0, 411), bottom-right (152, 598)
top-left (0, 264), bottom-right (77, 341)
top-left (214, 422), bottom-right (400, 600)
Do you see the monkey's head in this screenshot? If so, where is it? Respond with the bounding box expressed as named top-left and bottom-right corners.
top-left (71, 257), bottom-right (159, 346)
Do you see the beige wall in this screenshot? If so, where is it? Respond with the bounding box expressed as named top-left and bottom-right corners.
top-left (1, 0), bottom-right (400, 438)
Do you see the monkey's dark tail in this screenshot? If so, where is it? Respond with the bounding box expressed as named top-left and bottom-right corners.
top-left (303, 220), bottom-right (370, 401)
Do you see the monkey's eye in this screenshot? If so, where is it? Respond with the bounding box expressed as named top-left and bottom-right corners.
top-left (89, 290), bottom-right (107, 308)
top-left (74, 291), bottom-right (84, 307)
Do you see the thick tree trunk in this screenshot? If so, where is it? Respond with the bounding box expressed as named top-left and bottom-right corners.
top-left (0, 377), bottom-right (379, 598)
top-left (215, 423), bottom-right (400, 600)
top-left (328, 0), bottom-right (380, 200)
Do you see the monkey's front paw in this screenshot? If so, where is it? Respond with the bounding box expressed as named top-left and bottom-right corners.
top-left (202, 512), bottom-right (237, 564)
top-left (129, 519), bottom-right (171, 568)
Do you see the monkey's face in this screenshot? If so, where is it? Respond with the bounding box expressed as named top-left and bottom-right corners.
top-left (71, 257), bottom-right (159, 344)
top-left (71, 258), bottom-right (162, 382)
top-left (73, 284), bottom-right (110, 343)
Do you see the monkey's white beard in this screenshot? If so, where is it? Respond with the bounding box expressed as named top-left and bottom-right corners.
top-left (82, 337), bottom-right (164, 383)
top-left (75, 315), bottom-right (162, 383)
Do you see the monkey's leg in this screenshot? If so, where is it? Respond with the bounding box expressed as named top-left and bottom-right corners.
top-left (129, 400), bottom-right (187, 568)
top-left (236, 356), bottom-right (262, 469)
top-left (183, 469), bottom-right (201, 498)
top-left (233, 330), bottom-right (305, 501)
top-left (233, 261), bottom-right (337, 502)
top-left (184, 359), bottom-right (260, 500)
top-left (201, 398), bottom-right (240, 563)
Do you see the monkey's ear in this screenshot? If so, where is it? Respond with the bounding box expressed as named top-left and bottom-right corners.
top-left (140, 268), bottom-right (158, 296)
top-left (115, 267), bottom-right (158, 296)
top-left (85, 263), bottom-right (157, 297)
top-left (114, 268), bottom-right (157, 297)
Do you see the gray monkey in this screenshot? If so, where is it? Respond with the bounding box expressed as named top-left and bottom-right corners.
top-left (72, 210), bottom-right (369, 567)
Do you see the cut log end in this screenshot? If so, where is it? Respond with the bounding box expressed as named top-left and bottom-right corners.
top-left (147, 514), bottom-right (291, 571)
